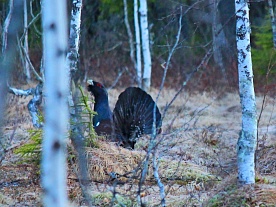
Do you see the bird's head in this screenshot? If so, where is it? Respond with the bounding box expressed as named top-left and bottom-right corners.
top-left (87, 80), bottom-right (108, 98)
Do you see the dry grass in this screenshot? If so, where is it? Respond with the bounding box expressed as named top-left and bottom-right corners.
top-left (69, 140), bottom-right (217, 185)
top-left (1, 87), bottom-right (276, 206)
top-left (204, 175), bottom-right (276, 207)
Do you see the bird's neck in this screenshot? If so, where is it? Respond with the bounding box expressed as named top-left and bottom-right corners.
top-left (93, 95), bottom-right (112, 125)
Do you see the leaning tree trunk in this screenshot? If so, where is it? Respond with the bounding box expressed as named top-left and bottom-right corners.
top-left (139, 0), bottom-right (151, 92)
top-left (41, 0), bottom-right (69, 206)
top-left (235, 0), bottom-right (257, 185)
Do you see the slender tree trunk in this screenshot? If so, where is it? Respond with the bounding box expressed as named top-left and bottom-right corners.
top-left (0, 0), bottom-right (23, 164)
top-left (66, 0), bottom-right (92, 205)
top-left (268, 0), bottom-right (276, 49)
top-left (41, 0), bottom-right (69, 206)
top-left (23, 0), bottom-right (31, 82)
top-left (2, 0), bottom-right (14, 53)
top-left (212, 0), bottom-right (225, 74)
top-left (66, 0), bottom-right (82, 76)
top-left (139, 0), bottom-right (151, 91)
top-left (123, 0), bottom-right (136, 73)
top-left (235, 0), bottom-right (257, 185)
top-left (134, 0), bottom-right (142, 87)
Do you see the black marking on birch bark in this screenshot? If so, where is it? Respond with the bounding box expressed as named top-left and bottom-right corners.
top-left (57, 91), bottom-right (62, 98)
top-left (56, 48), bottom-right (67, 57)
top-left (246, 44), bottom-right (250, 52)
top-left (53, 140), bottom-right (61, 150)
top-left (237, 23), bottom-right (246, 40)
top-left (72, 0), bottom-right (81, 15)
top-left (49, 23), bottom-right (56, 30)
top-left (238, 49), bottom-right (246, 63)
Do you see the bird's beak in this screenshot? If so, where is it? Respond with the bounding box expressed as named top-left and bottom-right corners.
top-left (87, 79), bottom-right (94, 86)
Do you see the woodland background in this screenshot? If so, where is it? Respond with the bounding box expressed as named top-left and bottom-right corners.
top-left (1, 0), bottom-right (275, 90)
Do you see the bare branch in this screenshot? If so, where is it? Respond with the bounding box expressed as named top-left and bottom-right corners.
top-left (8, 83), bottom-right (43, 128)
top-left (107, 67), bottom-right (126, 90)
top-left (17, 37), bottom-right (43, 82)
top-left (156, 6), bottom-right (183, 101)
top-left (162, 46), bottom-right (213, 120)
top-left (152, 150), bottom-right (166, 206)
top-left (9, 86), bottom-right (34, 96)
top-left (27, 83), bottom-right (43, 128)
top-left (30, 0), bottom-right (42, 35)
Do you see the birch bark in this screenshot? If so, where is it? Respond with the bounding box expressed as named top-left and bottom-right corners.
top-left (268, 0), bottom-right (276, 48)
top-left (66, 0), bottom-right (82, 76)
top-left (41, 0), bottom-right (69, 206)
top-left (235, 0), bottom-right (257, 185)
top-left (134, 0), bottom-right (142, 87)
top-left (23, 0), bottom-right (31, 82)
top-left (65, 2), bottom-right (91, 205)
top-left (139, 0), bottom-right (151, 91)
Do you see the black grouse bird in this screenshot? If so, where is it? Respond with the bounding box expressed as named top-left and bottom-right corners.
top-left (87, 80), bottom-right (162, 149)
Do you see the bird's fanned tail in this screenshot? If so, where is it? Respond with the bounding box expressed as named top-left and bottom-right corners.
top-left (113, 87), bottom-right (162, 148)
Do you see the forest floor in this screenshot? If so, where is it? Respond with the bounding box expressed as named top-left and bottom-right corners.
top-left (1, 85), bottom-right (276, 206)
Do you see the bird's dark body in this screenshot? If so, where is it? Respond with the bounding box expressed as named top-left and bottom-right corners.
top-left (87, 80), bottom-right (162, 149)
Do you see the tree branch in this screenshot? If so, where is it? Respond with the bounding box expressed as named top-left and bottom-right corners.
top-left (9, 83), bottom-right (43, 128)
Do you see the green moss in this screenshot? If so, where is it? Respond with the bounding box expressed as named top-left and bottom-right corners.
top-left (158, 159), bottom-right (220, 185)
top-left (91, 192), bottom-right (138, 207)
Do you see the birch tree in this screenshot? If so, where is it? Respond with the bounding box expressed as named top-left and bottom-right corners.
top-left (66, 1), bottom-right (92, 204)
top-left (123, 0), bottom-right (136, 72)
top-left (134, 0), bottom-right (142, 87)
top-left (23, 0), bottom-right (31, 82)
top-left (41, 0), bottom-right (69, 206)
top-left (268, 0), bottom-right (276, 49)
top-left (235, 0), bottom-right (257, 185)
top-left (139, 0), bottom-right (151, 91)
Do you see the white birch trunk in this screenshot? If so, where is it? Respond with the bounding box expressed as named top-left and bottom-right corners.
top-left (23, 0), bottom-right (31, 82)
top-left (66, 2), bottom-right (92, 204)
top-left (134, 0), bottom-right (142, 87)
top-left (66, 0), bottom-right (82, 75)
top-left (235, 0), bottom-right (257, 185)
top-left (139, 0), bottom-right (151, 91)
top-left (268, 0), bottom-right (276, 49)
top-left (41, 0), bottom-right (69, 206)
